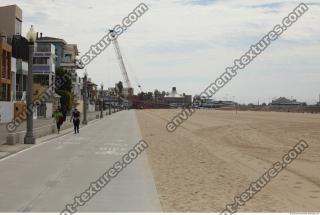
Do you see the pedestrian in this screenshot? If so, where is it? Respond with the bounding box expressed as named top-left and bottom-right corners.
top-left (62, 106), bottom-right (67, 122)
top-left (70, 108), bottom-right (80, 134)
top-left (53, 107), bottom-right (64, 134)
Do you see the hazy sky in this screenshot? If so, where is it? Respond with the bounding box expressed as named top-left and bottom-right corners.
top-left (1, 0), bottom-right (320, 104)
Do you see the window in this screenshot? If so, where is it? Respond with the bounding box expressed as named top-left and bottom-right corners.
top-left (7, 52), bottom-right (11, 79)
top-left (64, 54), bottom-right (72, 62)
top-left (34, 75), bottom-right (49, 86)
top-left (2, 50), bottom-right (7, 79)
top-left (0, 84), bottom-right (10, 101)
top-left (15, 18), bottom-right (22, 35)
top-left (33, 57), bottom-right (48, 65)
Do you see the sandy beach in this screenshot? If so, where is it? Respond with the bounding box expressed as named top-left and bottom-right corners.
top-left (136, 109), bottom-right (320, 212)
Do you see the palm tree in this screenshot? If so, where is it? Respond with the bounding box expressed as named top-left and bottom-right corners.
top-left (154, 89), bottom-right (160, 102)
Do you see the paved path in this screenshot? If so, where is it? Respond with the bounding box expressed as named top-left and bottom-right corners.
top-left (0, 110), bottom-right (161, 212)
top-left (0, 111), bottom-right (101, 145)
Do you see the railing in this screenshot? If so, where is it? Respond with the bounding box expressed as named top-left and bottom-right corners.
top-left (1, 66), bottom-right (7, 78)
top-left (32, 65), bottom-right (51, 73)
top-left (36, 46), bottom-right (52, 53)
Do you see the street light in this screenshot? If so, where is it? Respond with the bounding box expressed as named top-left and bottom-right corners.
top-left (100, 83), bottom-right (104, 118)
top-left (82, 70), bottom-right (88, 125)
top-left (24, 25), bottom-right (37, 145)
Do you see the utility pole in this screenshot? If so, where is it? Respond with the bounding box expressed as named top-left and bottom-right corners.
top-left (82, 70), bottom-right (88, 125)
top-left (100, 83), bottom-right (104, 119)
top-left (24, 26), bottom-right (36, 145)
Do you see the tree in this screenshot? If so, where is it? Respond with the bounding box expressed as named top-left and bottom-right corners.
top-left (55, 67), bottom-right (72, 92)
top-left (56, 90), bottom-right (73, 111)
top-left (115, 81), bottom-right (124, 98)
top-left (154, 89), bottom-right (160, 101)
top-left (138, 92), bottom-right (145, 100)
top-left (55, 67), bottom-right (73, 111)
top-left (145, 92), bottom-right (153, 101)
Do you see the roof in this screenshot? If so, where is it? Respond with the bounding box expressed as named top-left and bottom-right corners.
top-left (37, 37), bottom-right (67, 45)
top-left (165, 87), bottom-right (183, 98)
top-left (271, 97), bottom-right (304, 105)
top-left (64, 44), bottom-right (79, 55)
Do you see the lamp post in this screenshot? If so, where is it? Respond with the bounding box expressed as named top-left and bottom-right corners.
top-left (24, 25), bottom-right (37, 145)
top-left (100, 83), bottom-right (104, 118)
top-left (82, 70), bottom-right (88, 125)
top-left (232, 96), bottom-right (238, 115)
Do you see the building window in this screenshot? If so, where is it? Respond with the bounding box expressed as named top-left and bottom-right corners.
top-left (33, 57), bottom-right (49, 65)
top-left (34, 75), bottom-right (49, 86)
top-left (64, 54), bottom-right (72, 62)
top-left (15, 18), bottom-right (22, 35)
top-left (0, 84), bottom-right (10, 101)
top-left (7, 51), bottom-right (10, 79)
top-left (2, 50), bottom-right (7, 79)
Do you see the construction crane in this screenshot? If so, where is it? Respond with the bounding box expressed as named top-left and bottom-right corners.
top-left (109, 30), bottom-right (144, 94)
top-left (109, 30), bottom-right (137, 96)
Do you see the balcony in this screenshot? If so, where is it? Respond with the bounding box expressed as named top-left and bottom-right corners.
top-left (32, 63), bottom-right (55, 74)
top-left (16, 59), bottom-right (28, 75)
top-left (60, 58), bottom-right (77, 68)
top-left (35, 44), bottom-right (55, 53)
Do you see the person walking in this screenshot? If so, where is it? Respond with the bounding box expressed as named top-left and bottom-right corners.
top-left (62, 106), bottom-right (67, 122)
top-left (70, 108), bottom-right (80, 134)
top-left (53, 108), bottom-right (64, 134)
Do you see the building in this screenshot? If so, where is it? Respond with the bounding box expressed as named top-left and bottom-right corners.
top-left (122, 88), bottom-right (134, 98)
top-left (0, 5), bottom-right (22, 36)
top-left (36, 36), bottom-right (66, 67)
top-left (37, 36), bottom-right (82, 100)
top-left (86, 79), bottom-right (98, 102)
top-left (0, 37), bottom-right (12, 101)
top-left (0, 5), bottom-right (25, 101)
top-left (164, 87), bottom-right (192, 107)
top-left (61, 44), bottom-right (81, 99)
top-left (270, 97), bottom-right (306, 106)
top-left (31, 43), bottom-right (56, 117)
top-left (201, 99), bottom-right (237, 108)
top-left (32, 43), bottom-right (56, 92)
top-left (7, 35), bottom-right (29, 101)
top-left (0, 37), bottom-right (13, 123)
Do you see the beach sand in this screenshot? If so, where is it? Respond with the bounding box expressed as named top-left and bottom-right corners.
top-left (136, 109), bottom-right (320, 212)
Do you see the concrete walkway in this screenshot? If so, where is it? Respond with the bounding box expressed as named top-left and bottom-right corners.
top-left (0, 111), bottom-right (101, 145)
top-left (0, 110), bottom-right (161, 212)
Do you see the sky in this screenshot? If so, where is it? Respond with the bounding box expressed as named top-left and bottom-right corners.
top-left (1, 0), bottom-right (320, 104)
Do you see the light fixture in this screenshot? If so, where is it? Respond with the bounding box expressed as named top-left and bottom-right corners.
top-left (26, 25), bottom-right (37, 43)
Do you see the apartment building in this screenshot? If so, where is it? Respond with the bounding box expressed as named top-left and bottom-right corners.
top-left (61, 44), bottom-right (81, 99)
top-left (0, 38), bottom-right (12, 101)
top-left (0, 5), bottom-right (22, 36)
top-left (32, 43), bottom-right (56, 92)
top-left (37, 36), bottom-right (82, 100)
top-left (7, 35), bottom-right (29, 101)
top-left (0, 4), bottom-right (26, 102)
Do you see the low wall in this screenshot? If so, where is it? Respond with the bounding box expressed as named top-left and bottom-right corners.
top-left (6, 124), bottom-right (66, 145)
top-left (6, 111), bottom-right (103, 145)
top-left (0, 102), bottom-right (14, 123)
top-left (46, 103), bottom-right (53, 118)
top-left (88, 104), bottom-right (95, 112)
